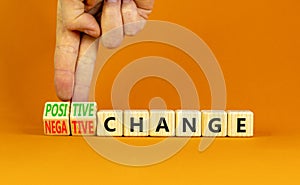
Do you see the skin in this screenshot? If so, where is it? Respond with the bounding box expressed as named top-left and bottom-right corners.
top-left (54, 0), bottom-right (154, 101)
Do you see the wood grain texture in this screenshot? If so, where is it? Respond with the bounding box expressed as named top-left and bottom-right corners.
top-left (227, 110), bottom-right (254, 137)
top-left (201, 110), bottom-right (227, 137)
top-left (124, 110), bottom-right (149, 136)
top-left (97, 110), bottom-right (123, 136)
top-left (43, 102), bottom-right (70, 136)
top-left (70, 102), bottom-right (97, 136)
top-left (150, 110), bottom-right (175, 136)
top-left (175, 110), bottom-right (201, 137)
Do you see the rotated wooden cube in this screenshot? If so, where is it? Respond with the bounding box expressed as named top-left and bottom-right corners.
top-left (70, 102), bottom-right (97, 136)
top-left (43, 102), bottom-right (70, 135)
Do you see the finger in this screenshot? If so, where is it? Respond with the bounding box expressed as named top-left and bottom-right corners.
top-left (122, 0), bottom-right (146, 36)
top-left (66, 13), bottom-right (101, 38)
top-left (54, 1), bottom-right (81, 101)
top-left (55, 0), bottom-right (101, 101)
top-left (101, 0), bottom-right (124, 48)
top-left (63, 0), bottom-right (101, 38)
top-left (85, 0), bottom-right (103, 12)
top-left (72, 35), bottom-right (99, 102)
top-left (72, 5), bottom-right (103, 102)
top-left (134, 0), bottom-right (154, 10)
top-left (85, 0), bottom-right (98, 10)
top-left (86, 1), bottom-right (104, 17)
top-left (134, 0), bottom-right (154, 19)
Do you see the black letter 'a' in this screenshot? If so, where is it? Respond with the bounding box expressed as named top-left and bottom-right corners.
top-left (155, 118), bottom-right (170, 132)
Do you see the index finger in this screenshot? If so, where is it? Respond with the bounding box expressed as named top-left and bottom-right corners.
top-left (54, 1), bottom-right (81, 100)
top-left (54, 0), bottom-right (101, 100)
top-left (72, 35), bottom-right (99, 102)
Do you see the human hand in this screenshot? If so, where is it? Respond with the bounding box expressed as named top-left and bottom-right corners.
top-left (54, 0), bottom-right (154, 101)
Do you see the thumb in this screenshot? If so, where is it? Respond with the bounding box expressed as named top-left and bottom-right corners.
top-left (66, 13), bottom-right (101, 38)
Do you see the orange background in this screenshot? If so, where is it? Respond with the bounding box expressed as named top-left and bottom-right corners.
top-left (0, 0), bottom-right (300, 184)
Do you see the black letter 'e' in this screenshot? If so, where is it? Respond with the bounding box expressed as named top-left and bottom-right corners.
top-left (237, 118), bottom-right (246, 133)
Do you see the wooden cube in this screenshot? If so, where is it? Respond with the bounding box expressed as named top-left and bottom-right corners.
top-left (227, 110), bottom-right (254, 137)
top-left (97, 110), bottom-right (123, 136)
top-left (124, 110), bottom-right (149, 136)
top-left (176, 110), bottom-right (201, 137)
top-left (70, 102), bottom-right (97, 136)
top-left (201, 110), bottom-right (227, 137)
top-left (150, 110), bottom-right (175, 136)
top-left (43, 102), bottom-right (71, 135)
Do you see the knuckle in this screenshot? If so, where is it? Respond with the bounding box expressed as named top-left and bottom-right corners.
top-left (63, 20), bottom-right (75, 30)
